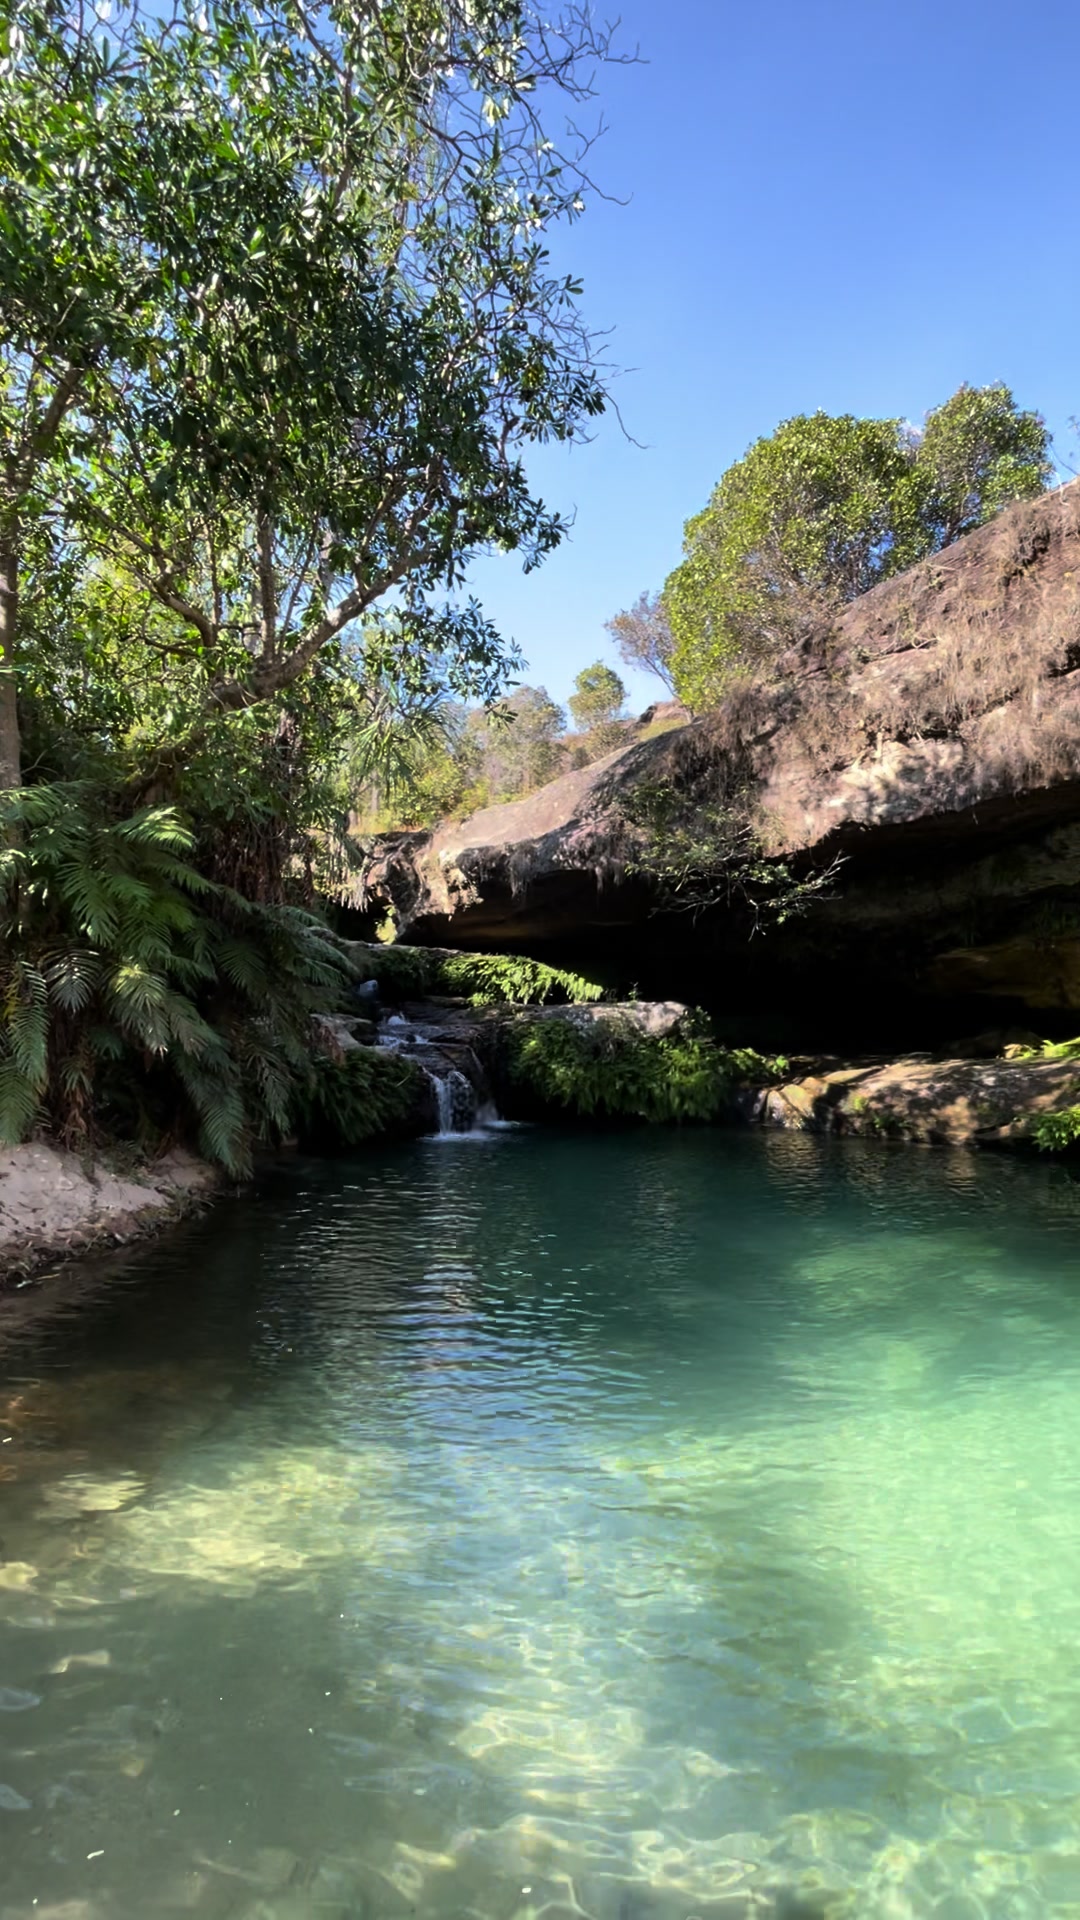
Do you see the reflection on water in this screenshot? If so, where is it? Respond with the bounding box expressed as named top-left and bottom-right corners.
top-left (2, 1134), bottom-right (1080, 1917)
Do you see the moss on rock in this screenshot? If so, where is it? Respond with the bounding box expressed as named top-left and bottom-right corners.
top-left (488, 1008), bottom-right (785, 1125)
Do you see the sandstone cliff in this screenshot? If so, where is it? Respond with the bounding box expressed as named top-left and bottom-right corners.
top-left (356, 483), bottom-right (1080, 1047)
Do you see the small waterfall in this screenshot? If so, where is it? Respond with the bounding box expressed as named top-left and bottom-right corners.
top-left (429, 1066), bottom-right (478, 1137)
top-left (375, 1013), bottom-right (499, 1136)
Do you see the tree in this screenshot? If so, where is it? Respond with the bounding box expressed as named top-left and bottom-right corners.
top-left (569, 660), bottom-right (626, 754)
top-left (469, 685), bottom-right (566, 801)
top-left (664, 388), bottom-right (1052, 709)
top-left (664, 413), bottom-right (913, 710)
top-left (0, 0), bottom-right (158, 788)
top-left (0, 0), bottom-right (622, 790)
top-left (909, 383), bottom-right (1052, 547)
top-left (605, 591), bottom-right (676, 694)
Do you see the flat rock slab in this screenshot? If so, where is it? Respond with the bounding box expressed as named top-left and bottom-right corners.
top-left (751, 1054), bottom-right (1080, 1145)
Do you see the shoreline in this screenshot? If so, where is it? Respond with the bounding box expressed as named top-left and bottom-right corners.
top-left (0, 1143), bottom-right (221, 1291)
top-left (4, 1033), bottom-right (1078, 1289)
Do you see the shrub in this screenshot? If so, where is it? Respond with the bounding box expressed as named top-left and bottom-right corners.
top-left (499, 1013), bottom-right (784, 1124)
top-left (0, 781), bottom-right (353, 1174)
top-left (350, 943), bottom-right (605, 1008)
top-left (1030, 1106), bottom-right (1080, 1153)
top-left (292, 1048), bottom-right (429, 1151)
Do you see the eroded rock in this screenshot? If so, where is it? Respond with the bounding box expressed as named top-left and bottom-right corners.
top-left (354, 484), bottom-right (1080, 1042)
top-left (749, 1052), bottom-right (1080, 1146)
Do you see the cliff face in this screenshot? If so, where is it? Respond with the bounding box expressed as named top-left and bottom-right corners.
top-left (356, 483), bottom-right (1080, 1048)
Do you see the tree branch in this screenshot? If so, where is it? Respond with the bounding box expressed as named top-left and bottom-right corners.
top-left (257, 509), bottom-right (277, 659)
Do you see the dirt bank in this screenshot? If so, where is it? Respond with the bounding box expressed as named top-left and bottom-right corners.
top-left (0, 1144), bottom-right (219, 1287)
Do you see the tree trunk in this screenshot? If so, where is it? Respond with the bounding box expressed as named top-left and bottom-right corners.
top-left (0, 530), bottom-right (21, 790)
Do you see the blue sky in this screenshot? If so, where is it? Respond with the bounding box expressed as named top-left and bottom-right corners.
top-left (467, 0), bottom-right (1080, 715)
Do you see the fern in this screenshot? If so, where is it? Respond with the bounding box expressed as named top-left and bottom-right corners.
top-left (292, 1047), bottom-right (429, 1150)
top-left (439, 953), bottom-right (605, 1008)
top-left (0, 781), bottom-right (356, 1174)
top-left (351, 942), bottom-right (606, 1008)
top-left (496, 1013), bottom-right (785, 1124)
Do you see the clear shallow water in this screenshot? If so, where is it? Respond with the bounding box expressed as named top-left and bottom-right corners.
top-left (3, 1136), bottom-right (1080, 1918)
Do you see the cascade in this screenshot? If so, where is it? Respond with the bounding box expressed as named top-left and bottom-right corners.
top-left (430, 1067), bottom-right (478, 1136)
top-left (375, 1013), bottom-right (497, 1136)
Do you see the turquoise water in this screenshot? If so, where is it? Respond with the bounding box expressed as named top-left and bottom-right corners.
top-left (3, 1133), bottom-right (1080, 1918)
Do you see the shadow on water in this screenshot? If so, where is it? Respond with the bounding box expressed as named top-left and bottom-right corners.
top-left (4, 1131), bottom-right (1080, 1915)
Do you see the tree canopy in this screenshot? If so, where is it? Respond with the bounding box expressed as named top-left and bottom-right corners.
top-left (569, 660), bottom-right (626, 741)
top-left (0, 0), bottom-right (625, 1165)
top-left (0, 0), bottom-right (619, 788)
top-left (663, 386), bottom-right (1052, 710)
top-left (605, 591), bottom-right (676, 693)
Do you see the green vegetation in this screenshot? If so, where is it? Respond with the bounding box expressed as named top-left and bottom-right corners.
top-left (1015, 1036), bottom-right (1080, 1064)
top-left (443, 954), bottom-right (605, 1009)
top-left (568, 663), bottom-right (628, 758)
top-left (351, 944), bottom-right (605, 1009)
top-left (293, 1049), bottom-right (429, 1153)
top-left (0, 783), bottom-right (350, 1173)
top-left (500, 1013), bottom-right (785, 1123)
top-left (619, 773), bottom-right (843, 925)
top-left (0, 0), bottom-right (617, 1161)
top-left (465, 689), bottom-right (569, 809)
top-left (1009, 1038), bottom-right (1080, 1153)
top-left (355, 671), bottom-right (643, 831)
top-left (659, 387), bottom-right (1052, 708)
top-left (1030, 1107), bottom-right (1080, 1153)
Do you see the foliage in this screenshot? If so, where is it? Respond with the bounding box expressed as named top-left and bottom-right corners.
top-left (467, 688), bottom-right (568, 803)
top-left (1014, 1036), bottom-right (1080, 1064)
top-left (1030, 1105), bottom-right (1080, 1153)
top-left (619, 776), bottom-right (843, 925)
top-left (569, 661), bottom-right (627, 755)
top-left (1, 0), bottom-right (620, 789)
top-left (913, 384), bottom-right (1053, 547)
top-left (500, 1013), bottom-right (784, 1123)
top-left (350, 942), bottom-right (605, 1008)
top-left (441, 953), bottom-right (604, 1008)
top-left (663, 388), bottom-right (1052, 708)
top-left (606, 591), bottom-right (676, 694)
top-left (355, 671), bottom-right (640, 829)
top-left (350, 943), bottom-right (441, 1000)
top-left (995, 1036), bottom-right (1080, 1151)
top-left (292, 1047), bottom-right (428, 1152)
top-left (0, 0), bottom-right (633, 1162)
top-left (0, 781), bottom-right (352, 1173)
top-left (665, 412), bottom-right (912, 707)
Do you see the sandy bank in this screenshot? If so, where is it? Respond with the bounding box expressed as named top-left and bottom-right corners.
top-left (0, 1143), bottom-right (218, 1285)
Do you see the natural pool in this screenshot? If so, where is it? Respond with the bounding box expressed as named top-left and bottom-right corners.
top-left (3, 1131), bottom-right (1080, 1919)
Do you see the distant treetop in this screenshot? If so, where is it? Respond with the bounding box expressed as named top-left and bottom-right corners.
top-left (652, 384), bottom-right (1052, 711)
